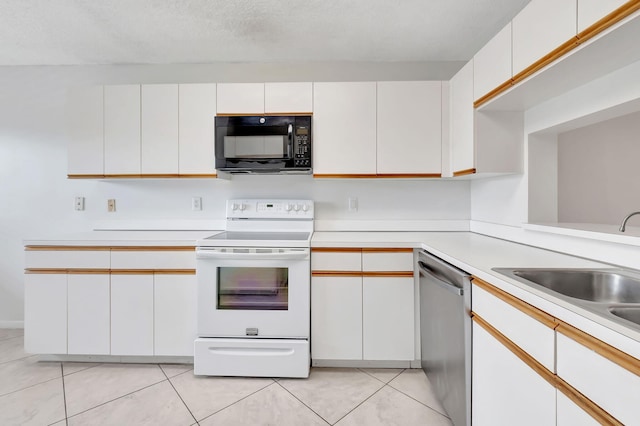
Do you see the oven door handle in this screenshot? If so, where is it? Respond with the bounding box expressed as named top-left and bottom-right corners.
top-left (196, 249), bottom-right (309, 260)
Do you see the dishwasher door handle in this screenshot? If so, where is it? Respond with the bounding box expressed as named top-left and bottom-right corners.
top-left (418, 261), bottom-right (464, 296)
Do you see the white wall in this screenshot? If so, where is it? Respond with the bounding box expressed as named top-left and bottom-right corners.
top-left (0, 62), bottom-right (469, 325)
top-left (558, 110), bottom-right (640, 225)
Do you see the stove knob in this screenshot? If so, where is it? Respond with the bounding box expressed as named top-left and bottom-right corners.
top-left (231, 203), bottom-right (239, 211)
top-left (239, 203), bottom-right (246, 211)
top-left (285, 203), bottom-right (293, 212)
top-left (294, 204), bottom-right (301, 212)
top-left (302, 204), bottom-right (310, 212)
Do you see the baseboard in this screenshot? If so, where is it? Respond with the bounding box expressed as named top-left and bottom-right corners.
top-left (0, 321), bottom-right (24, 329)
top-left (38, 354), bottom-right (194, 364)
top-left (311, 359), bottom-right (413, 368)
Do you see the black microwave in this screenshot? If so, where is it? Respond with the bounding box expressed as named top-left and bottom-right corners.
top-left (215, 115), bottom-right (312, 174)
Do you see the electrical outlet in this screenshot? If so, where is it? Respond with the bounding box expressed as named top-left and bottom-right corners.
top-left (348, 197), bottom-right (358, 212)
top-left (74, 196), bottom-right (85, 211)
top-left (107, 199), bottom-right (116, 212)
top-left (192, 197), bottom-right (202, 211)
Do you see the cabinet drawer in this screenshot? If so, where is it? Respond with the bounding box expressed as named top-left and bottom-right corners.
top-left (362, 251), bottom-right (413, 272)
top-left (110, 249), bottom-right (195, 270)
top-left (25, 249), bottom-right (110, 269)
top-left (472, 281), bottom-right (555, 371)
top-left (312, 250), bottom-right (361, 272)
top-left (556, 330), bottom-right (639, 425)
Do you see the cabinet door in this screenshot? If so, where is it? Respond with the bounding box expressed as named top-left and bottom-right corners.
top-left (154, 274), bottom-right (197, 356)
top-left (449, 60), bottom-right (475, 174)
top-left (24, 274), bottom-right (67, 354)
top-left (67, 274), bottom-right (110, 355)
top-left (577, 0), bottom-right (627, 32)
top-left (141, 84), bottom-right (179, 174)
top-left (472, 320), bottom-right (556, 426)
top-left (311, 276), bottom-right (362, 360)
top-left (179, 83), bottom-right (217, 175)
top-left (362, 277), bottom-right (414, 360)
top-left (376, 81), bottom-right (442, 175)
top-left (512, 0), bottom-right (577, 76)
top-left (265, 82), bottom-right (313, 113)
top-left (312, 82), bottom-right (377, 175)
top-left (474, 23), bottom-right (512, 100)
top-left (216, 83), bottom-right (264, 114)
top-left (104, 85), bottom-right (141, 174)
top-left (111, 274), bottom-right (154, 356)
top-left (557, 391), bottom-right (600, 426)
top-left (67, 86), bottom-right (104, 175)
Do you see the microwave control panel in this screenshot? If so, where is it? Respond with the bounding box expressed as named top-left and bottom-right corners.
top-left (293, 119), bottom-right (312, 168)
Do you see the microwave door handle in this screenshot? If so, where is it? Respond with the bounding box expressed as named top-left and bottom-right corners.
top-left (287, 124), bottom-right (293, 159)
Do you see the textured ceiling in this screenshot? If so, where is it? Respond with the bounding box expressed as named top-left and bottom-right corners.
top-left (0, 0), bottom-right (531, 66)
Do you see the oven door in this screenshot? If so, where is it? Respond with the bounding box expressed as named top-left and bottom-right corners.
top-left (196, 247), bottom-right (310, 338)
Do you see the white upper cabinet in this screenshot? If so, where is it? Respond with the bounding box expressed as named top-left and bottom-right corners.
top-left (67, 86), bottom-right (104, 176)
top-left (376, 81), bottom-right (442, 175)
top-left (449, 60), bottom-right (475, 174)
top-left (265, 82), bottom-right (313, 113)
top-left (178, 83), bottom-right (217, 175)
top-left (141, 84), bottom-right (179, 174)
top-left (104, 85), bottom-right (141, 175)
top-left (313, 82), bottom-right (377, 176)
top-left (577, 0), bottom-right (627, 32)
top-left (216, 83), bottom-right (265, 114)
top-left (512, 0), bottom-right (577, 76)
top-left (474, 23), bottom-right (512, 101)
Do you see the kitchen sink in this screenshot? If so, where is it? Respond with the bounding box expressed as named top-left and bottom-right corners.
top-left (497, 269), bottom-right (640, 304)
top-left (609, 306), bottom-right (640, 327)
top-left (492, 267), bottom-right (640, 333)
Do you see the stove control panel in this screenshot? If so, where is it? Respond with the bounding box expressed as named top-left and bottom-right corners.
top-left (227, 199), bottom-right (314, 219)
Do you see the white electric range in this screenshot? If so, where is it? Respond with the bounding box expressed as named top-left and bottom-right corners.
top-left (194, 199), bottom-right (314, 378)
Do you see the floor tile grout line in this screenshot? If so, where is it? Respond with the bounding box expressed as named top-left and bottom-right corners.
top-left (275, 381), bottom-right (332, 425)
top-left (64, 376), bottom-right (168, 420)
top-left (330, 382), bottom-right (388, 425)
top-left (60, 364), bottom-right (69, 426)
top-left (196, 379), bottom-right (277, 424)
top-left (0, 371), bottom-right (63, 399)
top-left (0, 352), bottom-right (34, 366)
top-left (160, 364), bottom-right (199, 424)
top-left (61, 362), bottom-right (103, 378)
top-left (357, 367), bottom-right (406, 385)
top-left (385, 382), bottom-right (453, 421)
top-left (0, 333), bottom-right (25, 343)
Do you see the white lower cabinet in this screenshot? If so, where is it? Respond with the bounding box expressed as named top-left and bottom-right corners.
top-left (24, 274), bottom-right (67, 354)
top-left (556, 391), bottom-right (600, 426)
top-left (472, 320), bottom-right (556, 426)
top-left (67, 274), bottom-right (110, 355)
top-left (111, 274), bottom-right (154, 356)
top-left (362, 277), bottom-right (414, 360)
top-left (154, 274), bottom-right (197, 356)
top-left (311, 276), bottom-right (363, 360)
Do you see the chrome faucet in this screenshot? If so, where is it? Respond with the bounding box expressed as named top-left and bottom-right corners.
top-left (619, 211), bottom-right (640, 232)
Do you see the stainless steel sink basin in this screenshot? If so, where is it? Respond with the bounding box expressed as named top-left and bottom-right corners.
top-left (492, 267), bottom-right (640, 333)
top-left (609, 306), bottom-right (640, 327)
top-left (502, 269), bottom-right (640, 304)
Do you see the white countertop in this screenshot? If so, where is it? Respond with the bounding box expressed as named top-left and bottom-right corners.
top-left (312, 231), bottom-right (640, 357)
top-left (23, 229), bottom-right (640, 357)
top-left (24, 230), bottom-right (221, 246)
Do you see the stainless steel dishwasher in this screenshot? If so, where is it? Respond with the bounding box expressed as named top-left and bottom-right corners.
top-left (418, 250), bottom-right (471, 426)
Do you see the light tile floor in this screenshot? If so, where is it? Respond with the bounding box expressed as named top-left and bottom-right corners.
top-left (0, 330), bottom-right (452, 425)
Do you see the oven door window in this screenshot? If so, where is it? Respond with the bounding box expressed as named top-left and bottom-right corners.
top-left (217, 267), bottom-right (288, 310)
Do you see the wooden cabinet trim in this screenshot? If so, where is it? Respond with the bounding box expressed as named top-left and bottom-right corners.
top-left (472, 277), bottom-right (557, 329)
top-left (312, 271), bottom-right (413, 278)
top-left (556, 321), bottom-right (640, 377)
top-left (362, 248), bottom-right (413, 253)
top-left (25, 268), bottom-right (195, 275)
top-left (452, 168), bottom-right (476, 177)
top-left (67, 174), bottom-right (107, 179)
top-left (375, 174), bottom-right (442, 179)
top-left (474, 0), bottom-right (640, 108)
top-left (311, 248), bottom-right (362, 253)
top-left (472, 313), bottom-right (556, 387)
top-left (313, 174), bottom-right (378, 179)
top-left (110, 246), bottom-right (195, 251)
top-left (363, 271), bottom-right (414, 278)
top-left (556, 377), bottom-right (624, 426)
